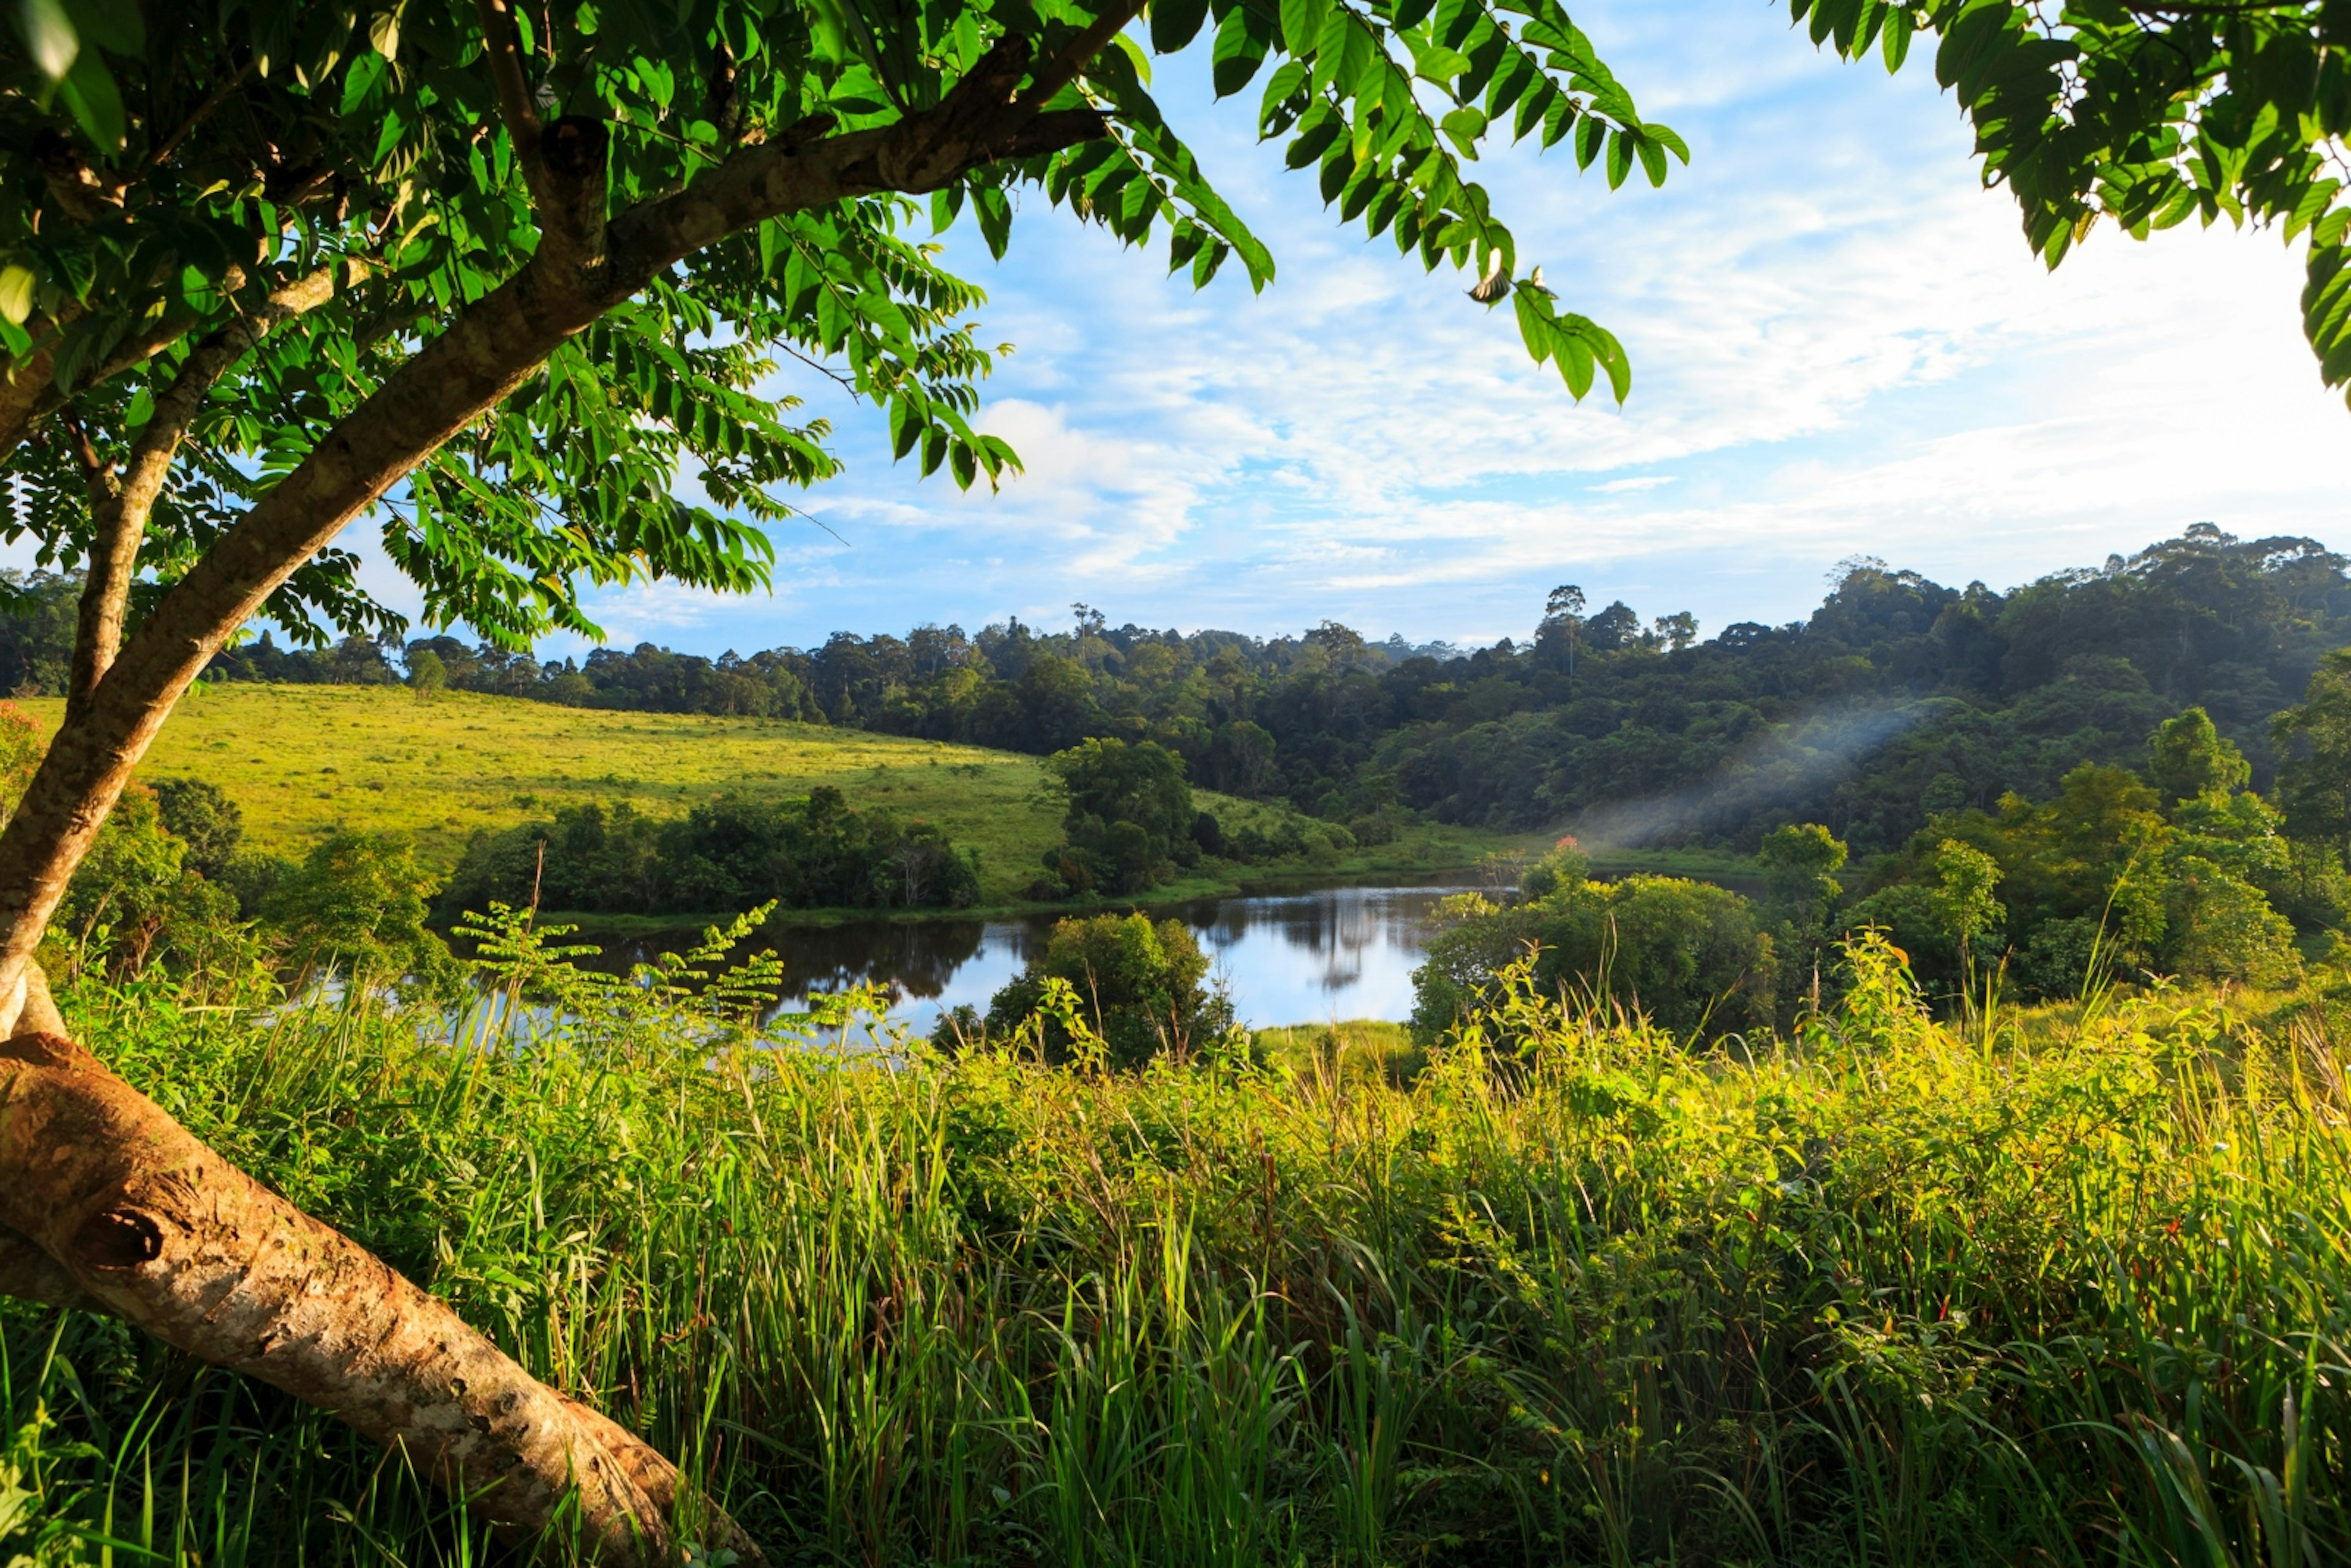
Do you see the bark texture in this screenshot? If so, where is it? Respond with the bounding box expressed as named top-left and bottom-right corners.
top-left (0, 1024), bottom-right (747, 1562)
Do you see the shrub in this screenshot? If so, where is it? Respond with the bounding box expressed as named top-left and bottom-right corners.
top-left (982, 912), bottom-right (1233, 1067)
top-left (1414, 868), bottom-right (1775, 1042)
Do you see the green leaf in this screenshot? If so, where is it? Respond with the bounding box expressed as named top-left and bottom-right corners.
top-left (1605, 127), bottom-right (1631, 190)
top-left (15, 0), bottom-right (77, 78)
top-left (1573, 111), bottom-right (1604, 170)
top-left (973, 185), bottom-right (1013, 260)
top-left (1881, 4), bottom-right (1911, 72)
top-left (1153, 0), bottom-right (1213, 53)
top-left (1635, 133), bottom-right (1667, 187)
top-left (0, 266), bottom-right (34, 326)
top-left (58, 47), bottom-right (126, 150)
top-left (62, 0), bottom-right (141, 53)
top-left (1439, 105), bottom-right (1487, 157)
top-left (1212, 4), bottom-right (1273, 98)
top-left (1280, 0), bottom-right (1330, 58)
top-left (1111, 31), bottom-right (1153, 84)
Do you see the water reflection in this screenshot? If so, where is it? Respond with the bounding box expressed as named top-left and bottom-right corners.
top-left (577, 882), bottom-right (1489, 1033)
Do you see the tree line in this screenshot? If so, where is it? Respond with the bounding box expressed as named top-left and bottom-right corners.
top-left (7, 523), bottom-right (2323, 861)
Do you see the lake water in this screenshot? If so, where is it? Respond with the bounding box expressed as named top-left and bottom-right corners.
top-left (585, 882), bottom-right (1495, 1033)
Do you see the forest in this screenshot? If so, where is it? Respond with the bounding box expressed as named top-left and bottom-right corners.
top-left (76, 523), bottom-right (2341, 858)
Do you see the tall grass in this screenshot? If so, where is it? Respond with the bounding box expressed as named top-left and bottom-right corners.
top-left (6, 931), bottom-right (2348, 1564)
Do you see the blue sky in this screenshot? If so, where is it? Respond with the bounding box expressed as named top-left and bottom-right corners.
top-left (429, 1), bottom-right (2348, 656)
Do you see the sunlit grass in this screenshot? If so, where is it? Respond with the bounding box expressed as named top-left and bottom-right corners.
top-left (15, 685), bottom-right (1512, 910)
top-left (7, 937), bottom-right (2347, 1563)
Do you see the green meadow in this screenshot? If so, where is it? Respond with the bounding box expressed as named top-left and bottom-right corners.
top-left (24, 685), bottom-right (1514, 911)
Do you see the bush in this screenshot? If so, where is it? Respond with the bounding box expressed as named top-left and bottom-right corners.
top-left (1414, 869), bottom-right (1775, 1042)
top-left (981, 912), bottom-right (1234, 1067)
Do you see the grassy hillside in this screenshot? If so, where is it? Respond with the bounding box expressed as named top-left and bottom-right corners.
top-left (25, 684), bottom-right (1512, 909)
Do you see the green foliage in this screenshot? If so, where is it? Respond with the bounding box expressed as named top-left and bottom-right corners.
top-left (0, 701), bottom-right (40, 822)
top-left (52, 779), bottom-right (242, 978)
top-left (0, 0), bottom-right (1678, 654)
top-left (405, 645), bottom-right (448, 700)
top-left (2273, 647), bottom-right (2351, 861)
top-left (2148, 704), bottom-right (2251, 803)
top-left (1855, 714), bottom-right (2306, 999)
top-left (438, 787), bottom-right (981, 918)
top-left (261, 830), bottom-right (456, 991)
top-left (978, 911), bottom-right (1234, 1066)
top-left (18, 934), bottom-right (2351, 1561)
top-left (149, 775), bottom-right (241, 879)
top-left (1414, 868), bottom-right (1776, 1041)
top-left (1927, 836), bottom-right (2002, 961)
top-left (1807, 0), bottom-right (2351, 403)
top-left (309, 528), bottom-right (2351, 861)
top-left (1046, 737), bottom-right (1198, 894)
top-left (1758, 820), bottom-right (1847, 919)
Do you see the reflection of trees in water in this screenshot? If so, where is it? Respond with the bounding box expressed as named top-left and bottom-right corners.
top-left (1188, 888), bottom-right (1471, 998)
top-left (566, 883), bottom-right (1486, 1026)
top-left (575, 917), bottom-right (988, 1009)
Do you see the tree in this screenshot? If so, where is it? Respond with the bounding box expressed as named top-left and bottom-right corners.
top-left (149, 776), bottom-right (242, 879)
top-left (1926, 836), bottom-right (2002, 973)
top-left (262, 830), bottom-right (455, 989)
top-left (1758, 821), bottom-right (1847, 925)
top-left (1809, 2), bottom-right (2351, 405)
top-left (0, 2), bottom-right (1685, 1547)
top-left (406, 645), bottom-right (450, 700)
top-left (1048, 736), bottom-right (1196, 893)
top-left (2274, 649), bottom-right (2351, 867)
top-left (982, 911), bottom-right (1232, 1066)
top-left (2148, 706), bottom-right (2250, 805)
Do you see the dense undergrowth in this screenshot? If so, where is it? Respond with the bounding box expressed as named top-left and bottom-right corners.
top-left (5, 928), bottom-right (2349, 1566)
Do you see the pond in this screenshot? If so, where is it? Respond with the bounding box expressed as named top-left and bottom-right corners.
top-left (578, 880), bottom-right (1499, 1035)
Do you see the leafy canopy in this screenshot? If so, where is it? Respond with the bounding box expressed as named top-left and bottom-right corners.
top-left (0, 0), bottom-right (1682, 648)
top-left (1801, 1), bottom-right (2351, 403)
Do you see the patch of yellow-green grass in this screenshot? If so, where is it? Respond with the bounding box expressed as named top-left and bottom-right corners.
top-left (21, 684), bottom-right (1065, 902)
top-left (1251, 1019), bottom-right (1424, 1086)
top-left (1581, 842), bottom-right (1764, 887)
top-left (23, 684), bottom-right (1520, 912)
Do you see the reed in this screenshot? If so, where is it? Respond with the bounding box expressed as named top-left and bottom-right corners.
top-left (6, 932), bottom-right (2347, 1564)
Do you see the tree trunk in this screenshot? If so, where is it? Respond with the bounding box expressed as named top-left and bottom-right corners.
top-left (0, 1015), bottom-right (749, 1562)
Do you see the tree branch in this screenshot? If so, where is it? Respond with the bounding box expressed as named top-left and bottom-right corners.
top-left (149, 59), bottom-right (259, 168)
top-left (65, 266), bottom-right (340, 726)
top-left (1020, 0), bottom-right (1151, 111)
top-left (474, 0), bottom-right (609, 287)
top-left (0, 73), bottom-right (1110, 999)
top-left (607, 49), bottom-right (1106, 287)
top-left (473, 0), bottom-right (546, 162)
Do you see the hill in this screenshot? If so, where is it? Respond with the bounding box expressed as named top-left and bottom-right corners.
top-left (127, 523), bottom-right (2349, 859)
top-left (30, 685), bottom-right (1507, 909)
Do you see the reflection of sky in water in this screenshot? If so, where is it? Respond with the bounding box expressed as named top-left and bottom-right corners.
top-left (590, 884), bottom-right (1488, 1033)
